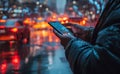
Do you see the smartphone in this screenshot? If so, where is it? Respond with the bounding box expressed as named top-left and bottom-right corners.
top-left (48, 21), bottom-right (72, 35)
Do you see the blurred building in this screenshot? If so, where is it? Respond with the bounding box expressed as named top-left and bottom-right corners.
top-left (56, 0), bottom-right (66, 14)
top-left (46, 0), bottom-right (56, 12)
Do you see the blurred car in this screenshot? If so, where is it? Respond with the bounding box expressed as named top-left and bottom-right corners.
top-left (0, 19), bottom-right (30, 46)
top-left (68, 17), bottom-right (88, 26)
top-left (0, 45), bottom-right (30, 73)
top-left (0, 19), bottom-right (30, 73)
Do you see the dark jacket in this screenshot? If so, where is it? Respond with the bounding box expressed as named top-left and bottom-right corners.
top-left (65, 0), bottom-right (120, 74)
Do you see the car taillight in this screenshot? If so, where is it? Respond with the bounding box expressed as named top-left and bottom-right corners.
top-left (12, 55), bottom-right (20, 64)
top-left (0, 26), bottom-right (5, 29)
top-left (1, 63), bottom-right (7, 70)
top-left (1, 61), bottom-right (7, 74)
top-left (23, 38), bottom-right (28, 44)
top-left (10, 28), bottom-right (18, 32)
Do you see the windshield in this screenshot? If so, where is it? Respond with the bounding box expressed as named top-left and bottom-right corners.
top-left (5, 20), bottom-right (16, 27)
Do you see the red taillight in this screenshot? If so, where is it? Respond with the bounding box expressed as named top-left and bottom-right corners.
top-left (1, 63), bottom-right (7, 70)
top-left (23, 38), bottom-right (28, 44)
top-left (12, 56), bottom-right (20, 64)
top-left (10, 28), bottom-right (18, 32)
top-left (12, 58), bottom-right (19, 64)
top-left (0, 26), bottom-right (5, 29)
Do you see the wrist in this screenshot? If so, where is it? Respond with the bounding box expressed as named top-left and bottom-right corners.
top-left (65, 37), bottom-right (78, 50)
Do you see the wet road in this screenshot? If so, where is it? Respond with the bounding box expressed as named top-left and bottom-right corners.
top-left (0, 29), bottom-right (73, 74)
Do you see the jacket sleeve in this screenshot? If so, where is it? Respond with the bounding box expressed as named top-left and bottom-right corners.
top-left (74, 26), bottom-right (94, 42)
top-left (65, 25), bottom-right (120, 74)
top-left (83, 27), bottom-right (94, 42)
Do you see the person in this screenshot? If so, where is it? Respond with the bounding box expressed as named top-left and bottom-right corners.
top-left (53, 0), bottom-right (120, 74)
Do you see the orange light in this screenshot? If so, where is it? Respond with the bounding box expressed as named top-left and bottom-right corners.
top-left (42, 30), bottom-right (48, 37)
top-left (32, 20), bottom-right (36, 24)
top-left (80, 17), bottom-right (88, 26)
top-left (83, 17), bottom-right (88, 21)
top-left (33, 21), bottom-right (51, 29)
top-left (48, 35), bottom-right (53, 42)
top-left (37, 17), bottom-right (43, 20)
top-left (63, 17), bottom-right (68, 20)
top-left (58, 18), bottom-right (62, 21)
top-left (0, 19), bottom-right (6, 22)
top-left (41, 23), bottom-right (47, 28)
top-left (53, 15), bottom-right (57, 19)
top-left (11, 28), bottom-right (18, 32)
top-left (82, 20), bottom-right (86, 25)
top-left (23, 18), bottom-right (31, 24)
top-left (65, 20), bottom-right (68, 23)
top-left (55, 37), bottom-right (60, 42)
top-left (24, 20), bottom-right (29, 24)
top-left (61, 21), bottom-right (64, 24)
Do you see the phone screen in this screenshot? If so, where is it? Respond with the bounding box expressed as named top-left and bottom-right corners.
top-left (48, 21), bottom-right (72, 35)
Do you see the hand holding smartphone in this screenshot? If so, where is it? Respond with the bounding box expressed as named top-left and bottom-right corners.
top-left (48, 21), bottom-right (73, 35)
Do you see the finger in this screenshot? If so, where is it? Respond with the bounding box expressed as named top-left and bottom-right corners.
top-left (73, 24), bottom-right (83, 30)
top-left (53, 30), bottom-right (74, 38)
top-left (71, 26), bottom-right (78, 33)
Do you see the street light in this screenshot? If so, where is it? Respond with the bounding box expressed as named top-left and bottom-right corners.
top-left (72, 1), bottom-right (77, 4)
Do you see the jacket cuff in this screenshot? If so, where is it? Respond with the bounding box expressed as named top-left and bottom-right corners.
top-left (65, 38), bottom-right (78, 50)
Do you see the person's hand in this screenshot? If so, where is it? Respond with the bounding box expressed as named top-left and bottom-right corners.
top-left (72, 24), bottom-right (87, 34)
top-left (53, 30), bottom-right (76, 47)
top-left (71, 24), bottom-right (89, 38)
top-left (62, 23), bottom-right (87, 37)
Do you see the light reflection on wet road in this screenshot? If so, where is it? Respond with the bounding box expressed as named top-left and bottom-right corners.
top-left (0, 29), bottom-right (73, 74)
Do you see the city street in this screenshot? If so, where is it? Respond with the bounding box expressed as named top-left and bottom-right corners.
top-left (0, 0), bottom-right (103, 74)
top-left (0, 29), bottom-right (73, 74)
